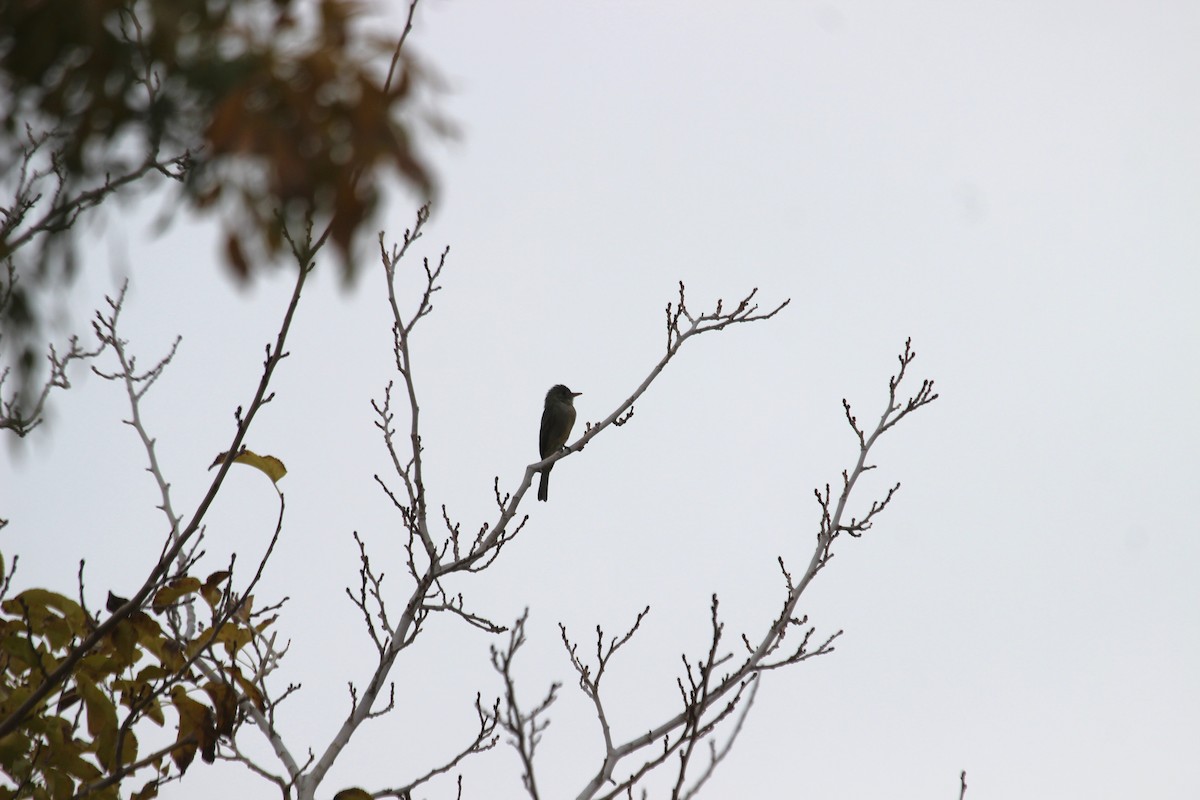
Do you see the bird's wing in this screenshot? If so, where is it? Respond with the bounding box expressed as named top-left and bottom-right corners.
top-left (539, 405), bottom-right (554, 458)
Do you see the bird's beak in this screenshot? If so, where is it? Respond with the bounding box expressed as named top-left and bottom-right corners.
top-left (572, 391), bottom-right (582, 397)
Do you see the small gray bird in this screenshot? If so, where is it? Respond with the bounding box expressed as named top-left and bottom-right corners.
top-left (538, 384), bottom-right (581, 502)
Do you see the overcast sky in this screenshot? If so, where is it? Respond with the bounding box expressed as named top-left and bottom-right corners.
top-left (4, 2), bottom-right (1199, 799)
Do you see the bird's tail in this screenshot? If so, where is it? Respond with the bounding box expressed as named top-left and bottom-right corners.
top-left (537, 467), bottom-right (551, 502)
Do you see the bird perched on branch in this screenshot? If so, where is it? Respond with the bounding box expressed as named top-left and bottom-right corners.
top-left (538, 384), bottom-right (581, 501)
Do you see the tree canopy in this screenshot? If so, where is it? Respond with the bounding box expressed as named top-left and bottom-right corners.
top-left (1, 0), bottom-right (441, 409)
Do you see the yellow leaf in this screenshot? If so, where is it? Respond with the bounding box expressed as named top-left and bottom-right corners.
top-left (212, 622), bottom-right (252, 657)
top-left (3, 589), bottom-right (87, 632)
top-left (200, 571), bottom-right (230, 609)
top-left (150, 577), bottom-right (202, 614)
top-left (229, 666), bottom-right (265, 712)
top-left (209, 449), bottom-right (287, 483)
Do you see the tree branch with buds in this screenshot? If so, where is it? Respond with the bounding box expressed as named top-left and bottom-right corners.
top-left (509, 336), bottom-right (938, 800)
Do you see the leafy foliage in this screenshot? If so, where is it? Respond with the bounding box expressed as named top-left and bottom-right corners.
top-left (0, 0), bottom-right (441, 403)
top-left (0, 568), bottom-right (272, 799)
top-left (1, 0), bottom-right (433, 273)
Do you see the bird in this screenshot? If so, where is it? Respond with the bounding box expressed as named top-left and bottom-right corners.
top-left (538, 384), bottom-right (581, 501)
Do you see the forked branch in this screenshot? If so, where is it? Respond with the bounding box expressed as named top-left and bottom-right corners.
top-left (561, 339), bottom-right (935, 799)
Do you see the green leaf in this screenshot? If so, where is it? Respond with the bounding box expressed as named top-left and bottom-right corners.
top-left (109, 619), bottom-right (140, 665)
top-left (118, 728), bottom-right (139, 766)
top-left (76, 676), bottom-right (117, 757)
top-left (42, 766), bottom-right (75, 799)
top-left (0, 633), bottom-right (40, 669)
top-left (0, 729), bottom-right (31, 765)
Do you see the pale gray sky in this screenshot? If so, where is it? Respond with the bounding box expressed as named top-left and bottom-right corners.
top-left (4, 2), bottom-right (1199, 799)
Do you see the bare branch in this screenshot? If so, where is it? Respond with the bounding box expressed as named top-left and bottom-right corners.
top-left (464, 282), bottom-right (790, 573)
top-left (0, 235), bottom-right (313, 741)
top-left (0, 263), bottom-right (109, 436)
top-left (678, 675), bottom-right (760, 800)
top-left (0, 137), bottom-right (188, 263)
top-left (493, 611), bottom-right (558, 800)
top-left (565, 339), bottom-right (935, 799)
top-left (376, 693), bottom-right (500, 799)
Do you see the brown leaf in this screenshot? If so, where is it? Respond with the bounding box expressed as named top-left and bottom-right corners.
top-left (106, 591), bottom-right (129, 613)
top-left (170, 686), bottom-right (215, 773)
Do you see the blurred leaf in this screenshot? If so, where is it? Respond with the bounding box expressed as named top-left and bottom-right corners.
top-left (0, 728), bottom-right (31, 764)
top-left (224, 233), bottom-right (249, 280)
top-left (0, 628), bottom-right (41, 669)
top-left (43, 766), bottom-right (75, 798)
top-left (1, 0), bottom-right (446, 396)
